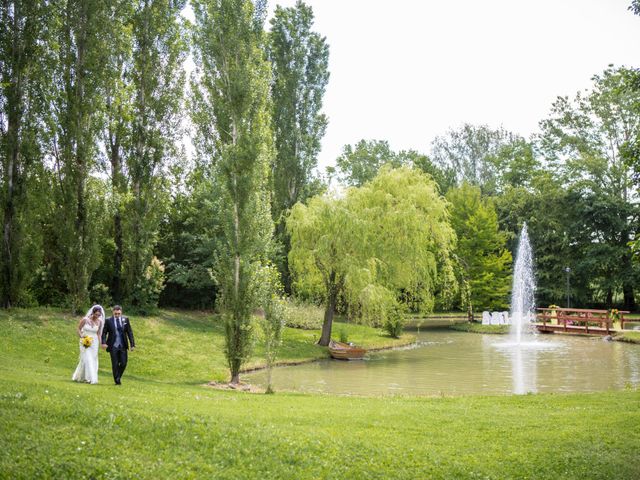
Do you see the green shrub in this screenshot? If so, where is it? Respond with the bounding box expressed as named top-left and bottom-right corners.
top-left (127, 257), bottom-right (166, 315)
top-left (339, 327), bottom-right (349, 343)
top-left (283, 300), bottom-right (324, 330)
top-left (253, 264), bottom-right (287, 394)
top-left (90, 283), bottom-right (112, 308)
top-left (14, 290), bottom-right (38, 308)
top-left (384, 308), bottom-right (405, 338)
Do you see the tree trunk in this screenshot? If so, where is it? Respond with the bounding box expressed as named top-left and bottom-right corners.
top-left (113, 206), bottom-right (123, 303)
top-left (108, 117), bottom-right (124, 303)
top-left (132, 179), bottom-right (142, 298)
top-left (622, 250), bottom-right (636, 311)
top-left (623, 283), bottom-right (635, 311)
top-left (69, 0), bottom-right (89, 315)
top-left (2, 183), bottom-right (15, 308)
top-left (2, 134), bottom-right (18, 308)
top-left (1, 2), bottom-right (24, 308)
top-left (275, 220), bottom-right (292, 294)
top-left (318, 274), bottom-right (337, 346)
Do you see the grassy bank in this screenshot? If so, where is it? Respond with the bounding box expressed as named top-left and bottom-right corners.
top-left (449, 322), bottom-right (510, 334)
top-left (1, 308), bottom-right (639, 479)
top-left (614, 331), bottom-right (640, 344)
top-left (404, 313), bottom-right (468, 329)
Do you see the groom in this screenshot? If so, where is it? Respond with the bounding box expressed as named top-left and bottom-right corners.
top-left (101, 305), bottom-right (135, 385)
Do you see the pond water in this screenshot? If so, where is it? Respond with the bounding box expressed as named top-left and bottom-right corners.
top-left (244, 330), bottom-right (640, 396)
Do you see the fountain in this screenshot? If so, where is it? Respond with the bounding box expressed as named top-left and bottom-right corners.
top-left (494, 223), bottom-right (561, 394)
top-left (510, 223), bottom-right (536, 344)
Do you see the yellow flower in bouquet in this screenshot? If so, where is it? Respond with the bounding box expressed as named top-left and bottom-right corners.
top-left (81, 336), bottom-right (93, 348)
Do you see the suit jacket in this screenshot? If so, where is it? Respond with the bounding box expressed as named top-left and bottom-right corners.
top-left (102, 316), bottom-right (135, 352)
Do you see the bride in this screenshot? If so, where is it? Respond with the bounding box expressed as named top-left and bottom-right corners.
top-left (72, 305), bottom-right (105, 384)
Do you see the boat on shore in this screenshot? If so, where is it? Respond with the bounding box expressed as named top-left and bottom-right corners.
top-left (328, 340), bottom-right (367, 360)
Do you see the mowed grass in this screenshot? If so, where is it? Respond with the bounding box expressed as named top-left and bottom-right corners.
top-left (1, 309), bottom-right (640, 479)
top-left (0, 308), bottom-right (415, 384)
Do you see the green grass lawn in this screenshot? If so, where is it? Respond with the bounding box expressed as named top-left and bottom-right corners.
top-left (1, 308), bottom-right (639, 479)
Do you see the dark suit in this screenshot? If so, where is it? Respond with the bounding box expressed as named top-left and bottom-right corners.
top-left (101, 315), bottom-right (135, 384)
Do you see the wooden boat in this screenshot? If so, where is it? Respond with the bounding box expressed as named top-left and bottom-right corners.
top-left (328, 340), bottom-right (367, 360)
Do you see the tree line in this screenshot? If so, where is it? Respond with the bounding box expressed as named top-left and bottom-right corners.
top-left (0, 0), bottom-right (328, 314)
top-left (2, 0), bottom-right (639, 328)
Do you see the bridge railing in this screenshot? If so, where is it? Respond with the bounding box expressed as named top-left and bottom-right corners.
top-left (536, 307), bottom-right (630, 334)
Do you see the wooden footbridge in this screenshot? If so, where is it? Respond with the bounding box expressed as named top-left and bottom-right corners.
top-left (535, 308), bottom-right (631, 336)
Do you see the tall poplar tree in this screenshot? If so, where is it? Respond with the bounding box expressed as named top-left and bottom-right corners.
top-left (192, 0), bottom-right (274, 383)
top-left (102, 1), bottom-right (133, 305)
top-left (47, 0), bottom-right (114, 312)
top-left (101, 0), bottom-right (186, 309)
top-left (124, 0), bottom-right (187, 309)
top-left (268, 1), bottom-right (329, 290)
top-left (0, 1), bottom-right (49, 307)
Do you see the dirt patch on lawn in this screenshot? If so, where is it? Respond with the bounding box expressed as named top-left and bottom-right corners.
top-left (205, 381), bottom-right (265, 393)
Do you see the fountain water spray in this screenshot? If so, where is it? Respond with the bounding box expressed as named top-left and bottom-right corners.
top-left (494, 223), bottom-right (560, 394)
top-left (510, 223), bottom-right (536, 344)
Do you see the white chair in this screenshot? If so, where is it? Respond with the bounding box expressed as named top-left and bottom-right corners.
top-left (491, 312), bottom-right (501, 325)
top-left (482, 311), bottom-right (491, 325)
top-left (502, 311), bottom-right (510, 325)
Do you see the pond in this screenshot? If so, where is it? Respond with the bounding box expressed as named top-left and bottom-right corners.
top-left (244, 330), bottom-right (640, 396)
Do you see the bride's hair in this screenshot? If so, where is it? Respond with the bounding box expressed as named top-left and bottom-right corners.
top-left (86, 305), bottom-right (105, 324)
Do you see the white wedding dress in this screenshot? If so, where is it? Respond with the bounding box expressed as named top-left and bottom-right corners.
top-left (72, 320), bottom-right (100, 384)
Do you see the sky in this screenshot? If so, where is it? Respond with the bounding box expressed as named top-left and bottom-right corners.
top-left (186, 1), bottom-right (640, 171)
top-left (267, 0), bottom-right (640, 170)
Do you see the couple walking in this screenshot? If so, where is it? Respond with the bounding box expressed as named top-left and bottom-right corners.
top-left (71, 305), bottom-right (135, 385)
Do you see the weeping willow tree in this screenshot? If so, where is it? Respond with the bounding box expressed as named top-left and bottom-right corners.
top-left (288, 166), bottom-right (456, 345)
top-left (191, 0), bottom-right (273, 384)
top-left (287, 194), bottom-right (353, 345)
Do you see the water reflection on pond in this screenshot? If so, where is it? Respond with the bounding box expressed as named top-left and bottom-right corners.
top-left (244, 330), bottom-right (640, 396)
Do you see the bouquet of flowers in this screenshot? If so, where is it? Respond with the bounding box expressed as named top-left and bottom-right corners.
top-left (81, 335), bottom-right (93, 348)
